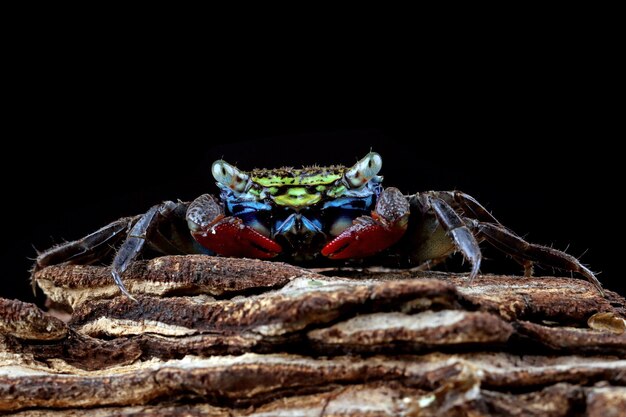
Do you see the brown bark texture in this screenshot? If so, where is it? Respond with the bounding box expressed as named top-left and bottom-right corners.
top-left (1, 255), bottom-right (625, 416)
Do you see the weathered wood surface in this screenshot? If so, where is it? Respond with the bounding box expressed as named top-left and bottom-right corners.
top-left (0, 255), bottom-right (624, 416)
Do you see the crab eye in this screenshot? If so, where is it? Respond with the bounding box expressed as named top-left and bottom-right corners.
top-left (344, 152), bottom-right (382, 188)
top-left (212, 160), bottom-right (249, 192)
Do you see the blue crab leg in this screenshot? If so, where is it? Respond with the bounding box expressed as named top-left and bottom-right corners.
top-left (110, 207), bottom-right (159, 300)
top-left (111, 201), bottom-right (185, 300)
top-left (428, 196), bottom-right (482, 280)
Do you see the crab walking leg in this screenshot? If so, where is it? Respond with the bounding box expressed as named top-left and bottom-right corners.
top-left (111, 201), bottom-right (187, 299)
top-left (32, 218), bottom-right (132, 292)
top-left (111, 207), bottom-right (156, 299)
top-left (428, 196), bottom-right (482, 280)
top-left (186, 194), bottom-right (282, 259)
top-left (322, 187), bottom-right (409, 259)
top-left (474, 222), bottom-right (605, 295)
top-left (34, 218), bottom-right (131, 269)
top-left (444, 191), bottom-right (501, 225)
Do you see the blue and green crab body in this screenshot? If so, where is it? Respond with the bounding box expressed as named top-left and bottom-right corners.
top-left (188, 152), bottom-right (411, 262)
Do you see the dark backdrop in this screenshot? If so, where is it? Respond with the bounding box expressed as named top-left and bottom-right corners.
top-left (1, 124), bottom-right (621, 302)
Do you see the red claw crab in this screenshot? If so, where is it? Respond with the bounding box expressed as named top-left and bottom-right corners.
top-left (34, 152), bottom-right (604, 297)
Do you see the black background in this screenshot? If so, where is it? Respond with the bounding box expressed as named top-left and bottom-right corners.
top-left (1, 123), bottom-right (621, 302)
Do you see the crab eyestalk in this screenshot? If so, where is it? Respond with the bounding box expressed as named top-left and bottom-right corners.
top-left (344, 152), bottom-right (383, 188)
top-left (212, 160), bottom-right (250, 192)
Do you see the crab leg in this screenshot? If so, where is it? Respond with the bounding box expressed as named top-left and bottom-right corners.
top-left (448, 191), bottom-right (501, 225)
top-left (186, 194), bottom-right (282, 259)
top-left (475, 222), bottom-right (605, 295)
top-left (428, 196), bottom-right (483, 280)
top-left (322, 187), bottom-right (410, 259)
top-left (111, 201), bottom-right (187, 299)
top-left (32, 217), bottom-right (132, 293)
top-left (34, 218), bottom-right (131, 270)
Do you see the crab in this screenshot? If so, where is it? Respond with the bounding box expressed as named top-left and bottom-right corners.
top-left (33, 152), bottom-right (604, 297)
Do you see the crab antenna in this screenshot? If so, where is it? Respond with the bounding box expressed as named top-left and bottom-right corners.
top-left (344, 152), bottom-right (382, 188)
top-left (212, 160), bottom-right (249, 192)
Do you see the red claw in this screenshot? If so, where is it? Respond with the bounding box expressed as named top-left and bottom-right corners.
top-left (192, 217), bottom-right (282, 259)
top-left (323, 187), bottom-right (410, 260)
top-left (321, 214), bottom-right (407, 259)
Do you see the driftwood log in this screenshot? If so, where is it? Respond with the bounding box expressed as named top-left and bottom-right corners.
top-left (1, 255), bottom-right (625, 416)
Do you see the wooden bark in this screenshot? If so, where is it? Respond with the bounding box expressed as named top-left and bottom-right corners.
top-left (0, 255), bottom-right (624, 416)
